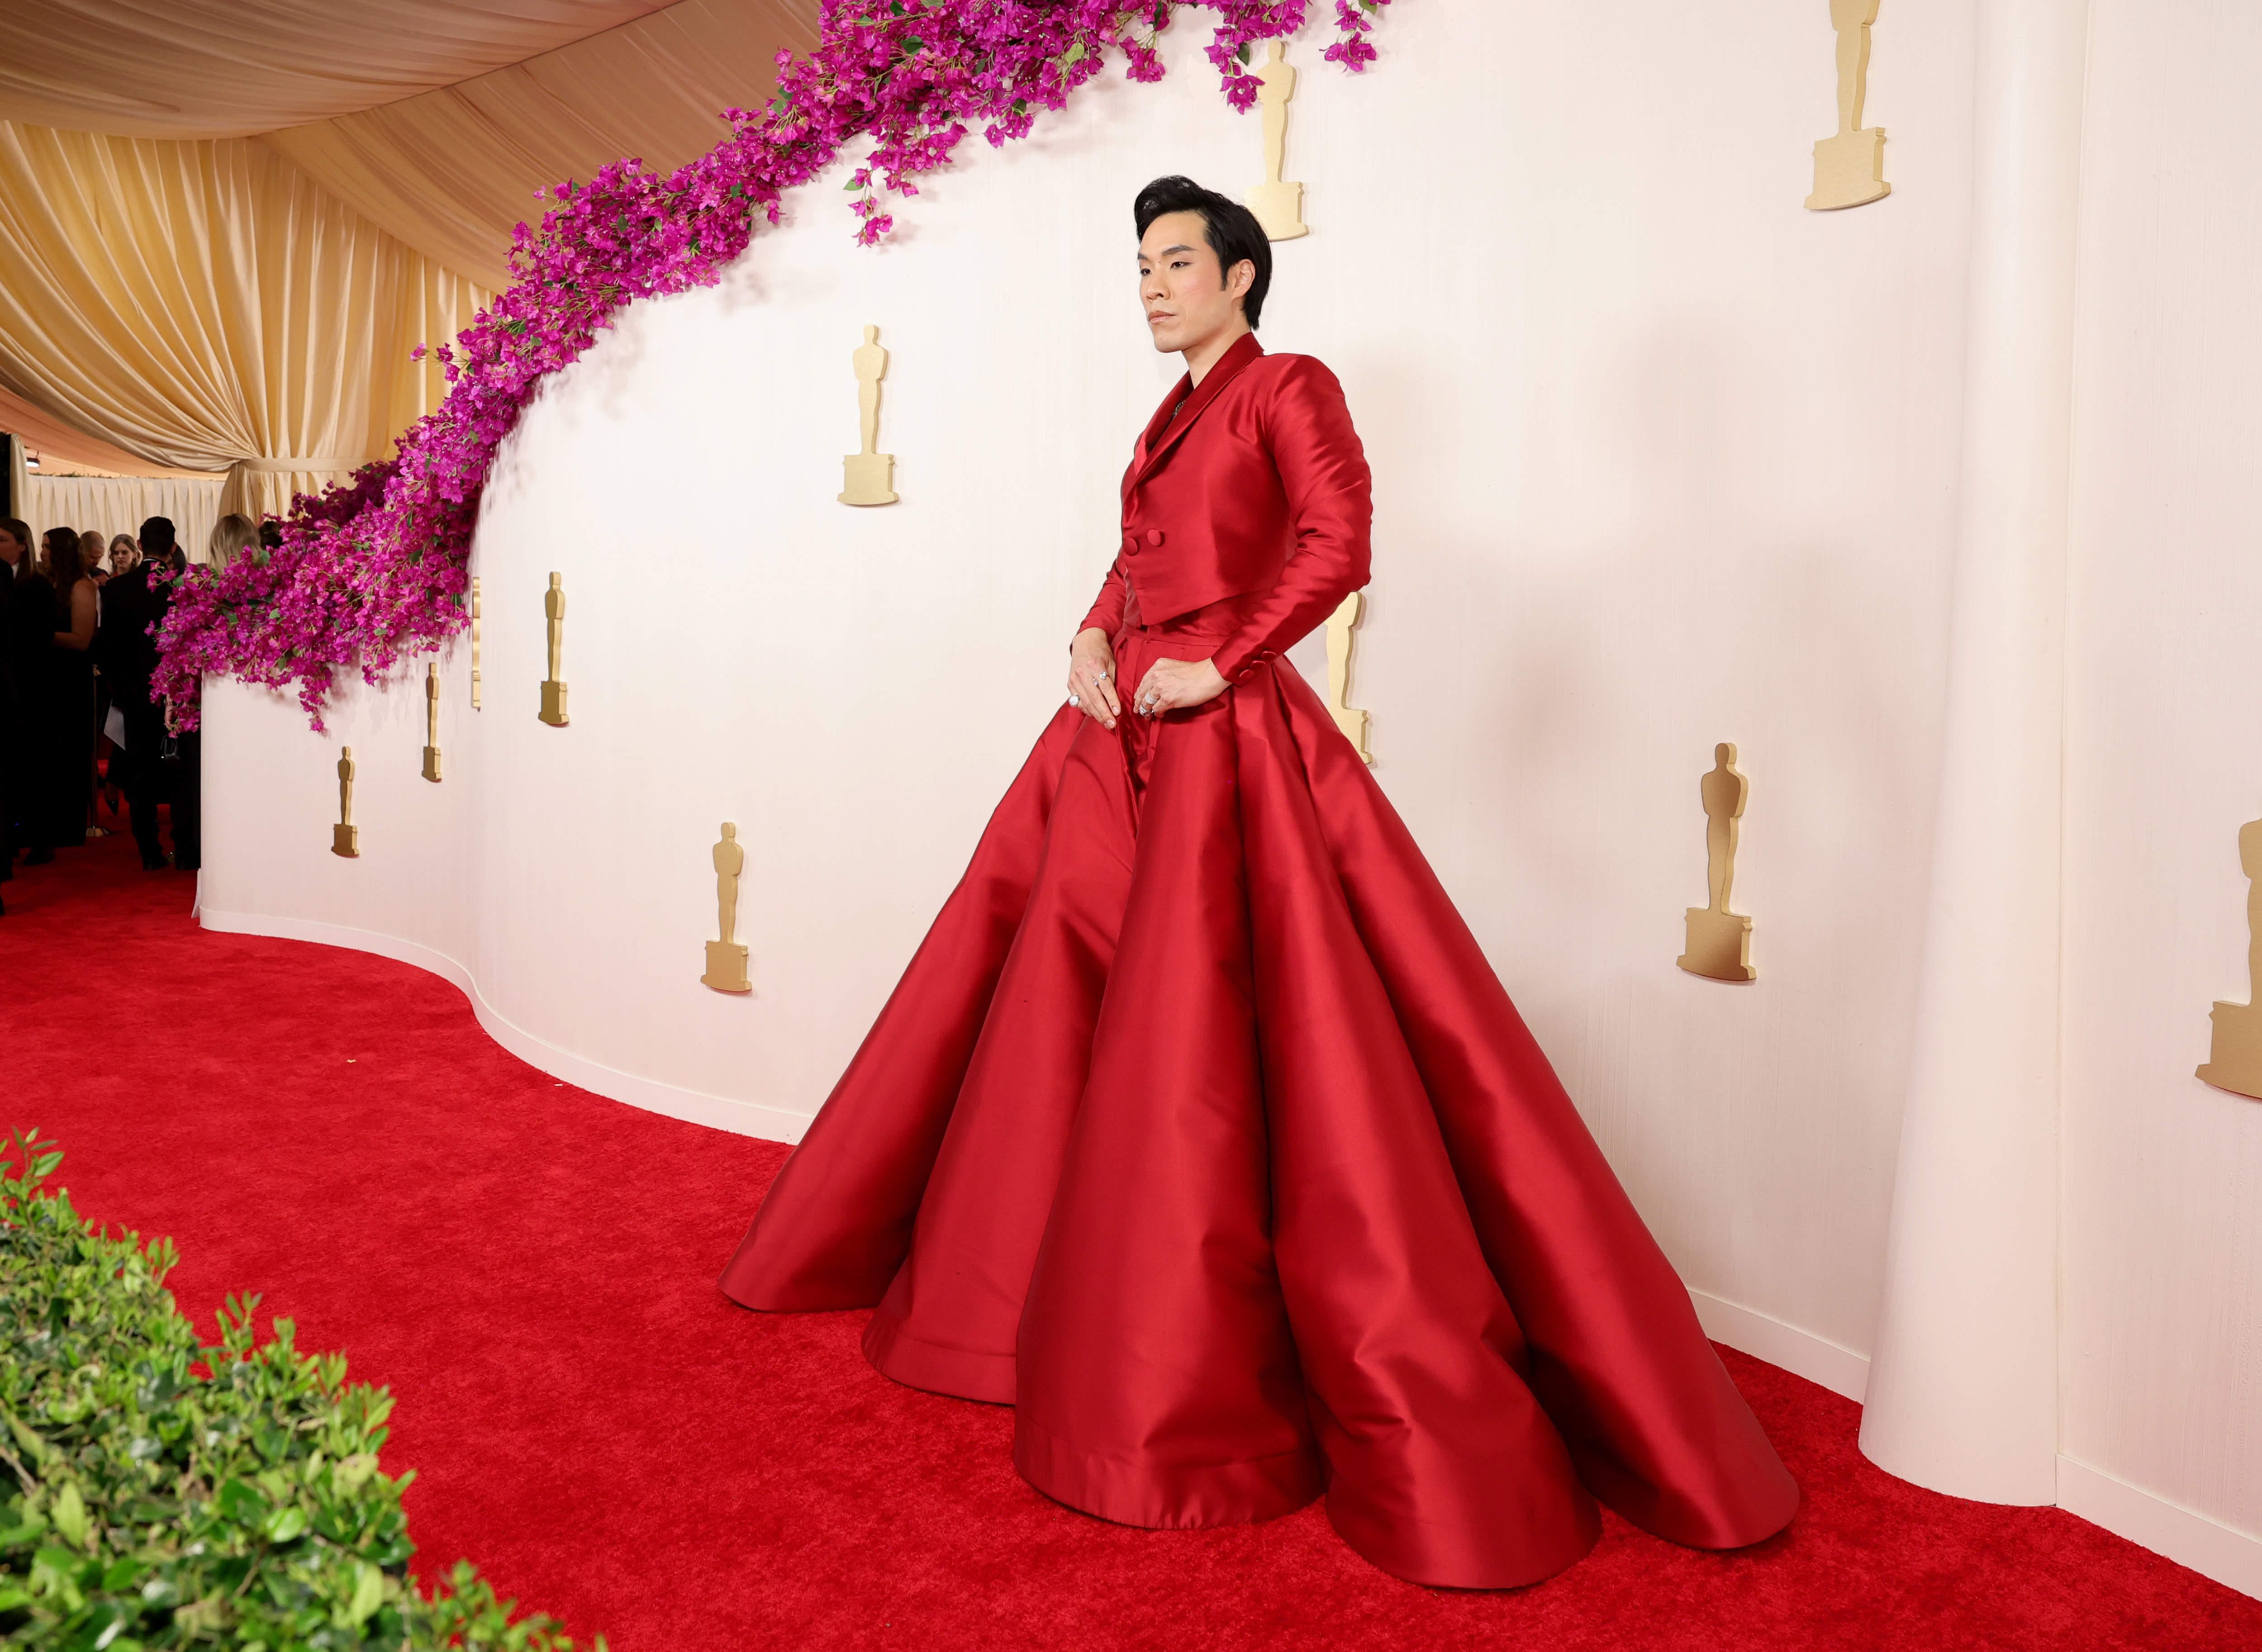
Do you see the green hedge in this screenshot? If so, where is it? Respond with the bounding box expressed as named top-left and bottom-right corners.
top-left (0, 1129), bottom-right (602, 1651)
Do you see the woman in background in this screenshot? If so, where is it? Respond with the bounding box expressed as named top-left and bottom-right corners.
top-left (208, 513), bottom-right (258, 570)
top-left (108, 534), bottom-right (137, 575)
top-left (41, 527), bottom-right (96, 846)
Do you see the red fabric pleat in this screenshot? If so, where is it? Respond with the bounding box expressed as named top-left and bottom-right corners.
top-left (722, 630), bottom-right (1798, 1587)
top-left (1015, 678), bottom-right (1321, 1531)
top-left (716, 716), bottom-right (1072, 1312)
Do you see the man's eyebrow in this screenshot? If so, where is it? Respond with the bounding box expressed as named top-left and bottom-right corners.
top-left (1140, 243), bottom-right (1198, 261)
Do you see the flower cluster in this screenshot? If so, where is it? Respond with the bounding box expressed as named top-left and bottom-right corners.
top-left (154, 0), bottom-right (1395, 727)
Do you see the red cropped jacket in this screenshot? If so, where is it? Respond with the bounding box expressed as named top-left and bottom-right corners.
top-left (1077, 333), bottom-right (1372, 686)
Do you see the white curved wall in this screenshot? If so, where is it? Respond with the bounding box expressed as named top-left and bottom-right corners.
top-left (200, 0), bottom-right (2262, 1595)
top-left (205, 1), bottom-right (1981, 1381)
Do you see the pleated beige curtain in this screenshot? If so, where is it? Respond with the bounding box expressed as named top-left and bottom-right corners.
top-left (0, 120), bottom-right (487, 517)
top-left (22, 473), bottom-right (225, 565)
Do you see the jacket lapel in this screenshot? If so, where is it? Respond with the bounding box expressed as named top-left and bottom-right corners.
top-left (1126, 332), bottom-right (1267, 495)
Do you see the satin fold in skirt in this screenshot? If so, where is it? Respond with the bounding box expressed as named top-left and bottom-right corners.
top-left (721, 603), bottom-right (1799, 1588)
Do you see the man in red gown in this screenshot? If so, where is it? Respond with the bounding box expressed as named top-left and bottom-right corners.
top-left (722, 176), bottom-right (1798, 1588)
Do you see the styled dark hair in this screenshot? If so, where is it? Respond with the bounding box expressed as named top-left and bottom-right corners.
top-left (1133, 175), bottom-right (1272, 330)
top-left (43, 526), bottom-right (86, 597)
top-left (139, 515), bottom-right (177, 555)
top-left (0, 518), bottom-right (28, 557)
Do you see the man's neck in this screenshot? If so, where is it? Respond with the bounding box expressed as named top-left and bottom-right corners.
top-left (1182, 317), bottom-right (1252, 388)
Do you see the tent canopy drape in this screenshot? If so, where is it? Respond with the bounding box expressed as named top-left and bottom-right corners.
top-left (0, 121), bottom-right (485, 516)
top-left (261, 0), bottom-right (819, 290)
top-left (0, 0), bottom-right (812, 492)
top-left (0, 1), bottom-right (683, 137)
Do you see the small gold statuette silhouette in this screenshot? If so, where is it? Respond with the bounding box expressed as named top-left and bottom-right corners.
top-left (1807, 0), bottom-right (1891, 210)
top-left (839, 325), bottom-right (899, 507)
top-left (2196, 817), bottom-right (2262, 1101)
top-left (1245, 40), bottom-right (1310, 242)
top-left (539, 572), bottom-right (569, 726)
top-left (1678, 743), bottom-right (1756, 982)
top-left (332, 746), bottom-right (360, 858)
top-left (1324, 589), bottom-right (1372, 764)
top-left (470, 576), bottom-right (482, 709)
top-left (421, 662), bottom-right (443, 783)
top-left (702, 822), bottom-right (752, 994)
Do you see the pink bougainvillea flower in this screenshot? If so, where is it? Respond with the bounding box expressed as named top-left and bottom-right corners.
top-left (156, 0), bottom-right (1397, 728)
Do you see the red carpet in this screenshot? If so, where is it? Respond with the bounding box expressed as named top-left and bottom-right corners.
top-left (5, 822), bottom-right (2259, 1650)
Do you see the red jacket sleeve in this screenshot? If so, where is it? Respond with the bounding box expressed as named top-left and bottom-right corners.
top-left (1209, 356), bottom-right (1373, 685)
top-left (1076, 556), bottom-right (1129, 642)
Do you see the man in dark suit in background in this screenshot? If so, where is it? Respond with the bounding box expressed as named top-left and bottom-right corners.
top-left (0, 515), bottom-right (26, 909)
top-left (100, 515), bottom-right (174, 869)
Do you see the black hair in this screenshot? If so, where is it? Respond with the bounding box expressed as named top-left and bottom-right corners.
top-left (139, 515), bottom-right (176, 555)
top-left (43, 526), bottom-right (86, 598)
top-left (1133, 175), bottom-right (1272, 330)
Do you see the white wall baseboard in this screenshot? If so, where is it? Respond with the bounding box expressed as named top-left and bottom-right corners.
top-left (184, 907), bottom-right (2262, 1608)
top-left (1690, 1287), bottom-right (1871, 1404)
top-left (2057, 1455), bottom-right (2262, 1602)
top-left (198, 907), bottom-right (814, 1146)
top-left (1687, 1291), bottom-right (2262, 1604)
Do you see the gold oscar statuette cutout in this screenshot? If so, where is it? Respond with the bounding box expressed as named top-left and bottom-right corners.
top-left (470, 576), bottom-right (483, 709)
top-left (332, 746), bottom-right (360, 858)
top-left (1324, 589), bottom-right (1372, 764)
top-left (1678, 743), bottom-right (1756, 982)
top-left (540, 572), bottom-right (569, 726)
top-left (703, 822), bottom-right (752, 994)
top-left (421, 662), bottom-right (443, 783)
top-left (1807, 0), bottom-right (1891, 210)
top-left (840, 325), bottom-right (899, 506)
top-left (2196, 817), bottom-right (2262, 1101)
top-left (1245, 40), bottom-right (1310, 242)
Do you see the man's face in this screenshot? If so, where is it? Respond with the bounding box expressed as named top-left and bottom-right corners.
top-left (1139, 211), bottom-right (1250, 357)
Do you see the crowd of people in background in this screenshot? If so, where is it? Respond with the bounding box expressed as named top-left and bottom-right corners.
top-left (0, 511), bottom-right (257, 916)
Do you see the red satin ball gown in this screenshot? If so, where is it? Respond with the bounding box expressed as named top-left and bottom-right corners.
top-left (721, 334), bottom-right (1798, 1588)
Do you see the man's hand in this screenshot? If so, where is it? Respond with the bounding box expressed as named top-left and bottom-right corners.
top-left (1067, 628), bottom-right (1121, 729)
top-left (1131, 656), bottom-right (1227, 718)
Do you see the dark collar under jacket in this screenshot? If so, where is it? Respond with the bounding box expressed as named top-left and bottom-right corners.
top-left (1126, 331), bottom-right (1267, 498)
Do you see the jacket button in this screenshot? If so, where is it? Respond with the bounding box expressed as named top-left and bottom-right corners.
top-left (1147, 529), bottom-right (1164, 546)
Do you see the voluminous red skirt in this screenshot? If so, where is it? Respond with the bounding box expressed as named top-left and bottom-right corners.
top-left (720, 609), bottom-right (1798, 1588)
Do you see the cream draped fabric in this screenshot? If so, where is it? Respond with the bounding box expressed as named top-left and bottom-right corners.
top-left (0, 382), bottom-right (212, 476)
top-left (0, 121), bottom-right (487, 517)
top-left (0, 2), bottom-right (681, 137)
top-left (22, 473), bottom-right (224, 565)
top-left (0, 0), bottom-right (809, 489)
top-left (261, 0), bottom-right (818, 289)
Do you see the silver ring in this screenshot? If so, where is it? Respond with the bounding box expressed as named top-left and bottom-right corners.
top-left (1068, 693), bottom-right (1079, 706)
